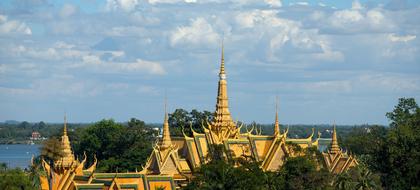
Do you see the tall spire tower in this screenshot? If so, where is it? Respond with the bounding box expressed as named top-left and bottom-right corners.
top-left (329, 122), bottom-right (340, 154)
top-left (274, 97), bottom-right (280, 136)
top-left (211, 42), bottom-right (237, 141)
top-left (160, 97), bottom-right (172, 150)
top-left (56, 113), bottom-right (75, 168)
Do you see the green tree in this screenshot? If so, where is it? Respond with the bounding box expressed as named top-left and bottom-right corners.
top-left (184, 144), bottom-right (267, 190)
top-left (168, 109), bottom-right (213, 136)
top-left (353, 166), bottom-right (380, 190)
top-left (0, 167), bottom-right (35, 190)
top-left (0, 162), bottom-right (7, 172)
top-left (378, 98), bottom-right (420, 189)
top-left (28, 156), bottom-right (45, 190)
top-left (40, 137), bottom-right (64, 190)
top-left (73, 119), bottom-right (154, 172)
top-left (40, 137), bottom-right (64, 162)
top-left (281, 156), bottom-right (331, 190)
top-left (333, 172), bottom-right (353, 190)
top-left (386, 98), bottom-right (419, 128)
top-left (168, 109), bottom-right (190, 136)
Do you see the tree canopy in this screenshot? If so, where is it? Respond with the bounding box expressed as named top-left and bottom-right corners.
top-left (343, 97), bottom-right (420, 189)
top-left (72, 118), bottom-right (156, 172)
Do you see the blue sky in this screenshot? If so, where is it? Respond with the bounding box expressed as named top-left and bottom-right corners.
top-left (0, 0), bottom-right (419, 125)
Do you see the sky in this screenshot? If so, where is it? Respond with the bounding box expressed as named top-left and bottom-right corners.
top-left (0, 0), bottom-right (419, 125)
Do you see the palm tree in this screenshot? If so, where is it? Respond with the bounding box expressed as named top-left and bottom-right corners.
top-left (354, 167), bottom-right (379, 190)
top-left (40, 137), bottom-right (64, 190)
top-left (0, 162), bottom-right (7, 172)
top-left (334, 172), bottom-right (353, 190)
top-left (28, 156), bottom-right (45, 189)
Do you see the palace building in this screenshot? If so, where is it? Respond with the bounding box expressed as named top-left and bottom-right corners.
top-left (40, 47), bottom-right (357, 190)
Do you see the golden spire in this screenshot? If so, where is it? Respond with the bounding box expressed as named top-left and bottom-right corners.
top-left (220, 41), bottom-right (226, 78)
top-left (212, 42), bottom-right (236, 141)
top-left (330, 122), bottom-right (340, 154)
top-left (56, 113), bottom-right (75, 168)
top-left (64, 113), bottom-right (68, 136)
top-left (274, 97), bottom-right (280, 136)
top-left (160, 97), bottom-right (172, 150)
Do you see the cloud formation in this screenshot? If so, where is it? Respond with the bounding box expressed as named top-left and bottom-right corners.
top-left (0, 15), bottom-right (32, 35)
top-left (0, 0), bottom-right (419, 124)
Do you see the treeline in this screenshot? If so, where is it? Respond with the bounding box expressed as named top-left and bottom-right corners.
top-left (0, 110), bottom-right (370, 144)
top-left (0, 122), bottom-right (89, 144)
top-left (1, 98), bottom-right (419, 189)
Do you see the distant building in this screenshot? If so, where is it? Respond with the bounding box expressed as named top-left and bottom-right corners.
top-left (39, 47), bottom-right (357, 190)
top-left (30, 131), bottom-right (41, 140)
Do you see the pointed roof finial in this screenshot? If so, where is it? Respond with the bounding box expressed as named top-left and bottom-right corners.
top-left (219, 40), bottom-right (226, 79)
top-left (64, 112), bottom-right (68, 136)
top-left (330, 121), bottom-right (340, 154)
top-left (274, 96), bottom-right (280, 136)
top-left (161, 95), bottom-right (172, 150)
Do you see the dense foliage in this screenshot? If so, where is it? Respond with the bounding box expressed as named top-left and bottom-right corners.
top-left (343, 98), bottom-right (420, 189)
top-left (168, 109), bottom-right (214, 136)
top-left (71, 118), bottom-right (156, 172)
top-left (184, 144), bottom-right (367, 190)
top-left (0, 163), bottom-right (40, 190)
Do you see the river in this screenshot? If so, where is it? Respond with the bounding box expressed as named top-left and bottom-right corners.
top-left (0, 144), bottom-right (40, 169)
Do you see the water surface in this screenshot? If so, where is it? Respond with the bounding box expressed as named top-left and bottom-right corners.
top-left (0, 144), bottom-right (40, 169)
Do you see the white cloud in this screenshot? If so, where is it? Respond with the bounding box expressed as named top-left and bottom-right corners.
top-left (331, 10), bottom-right (363, 25)
top-left (105, 26), bottom-right (147, 36)
top-left (54, 41), bottom-right (75, 49)
top-left (106, 0), bottom-right (139, 12)
top-left (352, 0), bottom-right (363, 10)
top-left (0, 15), bottom-right (32, 35)
top-left (357, 74), bottom-right (420, 92)
top-left (294, 2), bottom-right (309, 6)
top-left (318, 3), bottom-right (326, 7)
top-left (0, 64), bottom-right (9, 74)
top-left (314, 41), bottom-right (344, 61)
top-left (304, 80), bottom-right (352, 93)
top-left (366, 10), bottom-right (385, 25)
top-left (82, 55), bottom-right (102, 65)
top-left (77, 55), bottom-right (166, 75)
top-left (113, 59), bottom-right (166, 75)
top-left (388, 33), bottom-right (416, 42)
top-left (60, 4), bottom-right (77, 18)
top-left (265, 0), bottom-right (281, 7)
top-left (234, 10), bottom-right (341, 62)
top-left (148, 0), bottom-right (196, 4)
top-left (322, 6), bottom-right (394, 34)
top-left (170, 17), bottom-right (220, 47)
